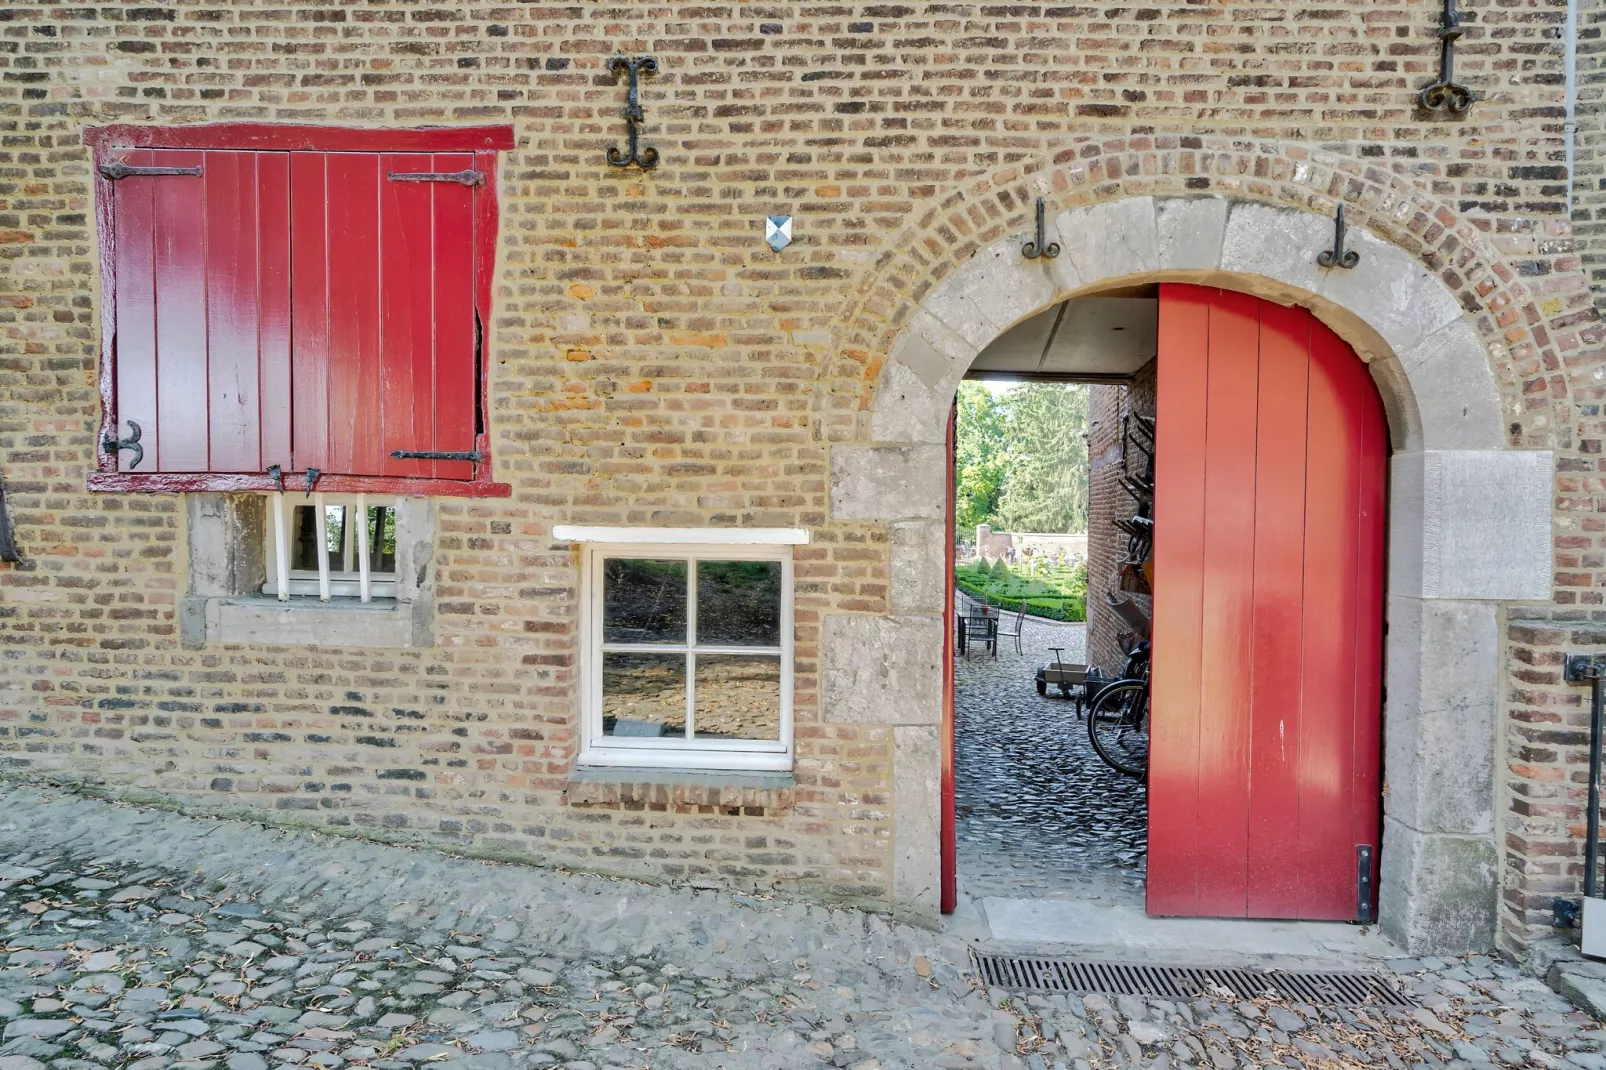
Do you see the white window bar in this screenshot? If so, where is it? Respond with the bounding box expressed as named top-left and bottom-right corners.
top-left (313, 492), bottom-right (331, 602)
top-left (261, 493), bottom-right (397, 600)
top-left (272, 491), bottom-right (290, 603)
top-left (355, 493), bottom-right (371, 603)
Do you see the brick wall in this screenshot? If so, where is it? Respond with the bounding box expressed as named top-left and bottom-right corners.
top-left (1086, 362), bottom-right (1156, 678)
top-left (0, 0), bottom-right (1599, 947)
top-left (1575, 0), bottom-right (1606, 314)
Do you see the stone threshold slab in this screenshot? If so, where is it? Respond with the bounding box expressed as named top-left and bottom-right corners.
top-left (977, 895), bottom-right (1401, 969)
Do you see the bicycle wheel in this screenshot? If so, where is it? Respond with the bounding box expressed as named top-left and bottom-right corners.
top-left (1087, 679), bottom-right (1149, 778)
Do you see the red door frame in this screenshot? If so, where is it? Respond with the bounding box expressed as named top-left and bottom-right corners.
top-left (941, 402), bottom-right (958, 914)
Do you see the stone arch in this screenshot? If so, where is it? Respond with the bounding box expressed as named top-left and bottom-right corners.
top-left (821, 192), bottom-right (1556, 956)
top-left (820, 136), bottom-right (1577, 456)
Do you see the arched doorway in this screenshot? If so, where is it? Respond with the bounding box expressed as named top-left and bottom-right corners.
top-left (940, 284), bottom-right (1388, 923)
top-left (826, 194), bottom-right (1553, 953)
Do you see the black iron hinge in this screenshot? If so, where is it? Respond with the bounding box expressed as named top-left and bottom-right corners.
top-left (98, 161), bottom-right (203, 181)
top-left (102, 419), bottom-right (144, 469)
top-left (390, 450), bottom-right (484, 463)
top-left (386, 169), bottom-right (484, 186)
top-left (1356, 844), bottom-right (1375, 923)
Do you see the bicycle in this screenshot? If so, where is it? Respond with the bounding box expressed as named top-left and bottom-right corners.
top-left (1086, 641), bottom-right (1150, 779)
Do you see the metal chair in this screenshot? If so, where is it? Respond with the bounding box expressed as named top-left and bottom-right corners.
top-left (994, 605), bottom-right (1027, 655)
top-left (956, 604), bottom-right (998, 656)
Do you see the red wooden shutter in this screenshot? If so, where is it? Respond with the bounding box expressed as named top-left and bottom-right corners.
top-left (289, 152), bottom-right (479, 480)
top-left (110, 149), bottom-right (291, 474)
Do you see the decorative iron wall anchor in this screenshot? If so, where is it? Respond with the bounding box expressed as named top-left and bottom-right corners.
top-left (1022, 197), bottom-right (1059, 260)
top-left (103, 419), bottom-right (144, 469)
top-left (0, 468), bottom-right (24, 565)
top-left (606, 56), bottom-right (659, 170)
top-left (1317, 204), bottom-right (1360, 270)
top-left (1419, 0), bottom-right (1474, 118)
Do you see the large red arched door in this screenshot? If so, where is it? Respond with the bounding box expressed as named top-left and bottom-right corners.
top-left (1148, 285), bottom-right (1387, 921)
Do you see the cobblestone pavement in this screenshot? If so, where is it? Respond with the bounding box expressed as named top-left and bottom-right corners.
top-left (954, 614), bottom-right (1146, 905)
top-left (0, 783), bottom-right (1602, 1069)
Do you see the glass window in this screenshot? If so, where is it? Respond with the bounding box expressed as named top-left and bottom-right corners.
top-left (262, 493), bottom-right (398, 601)
top-left (583, 546), bottom-right (792, 772)
top-left (603, 559), bottom-right (687, 643)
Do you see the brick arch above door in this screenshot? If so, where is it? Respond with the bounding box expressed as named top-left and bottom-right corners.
top-left (823, 137), bottom-right (1576, 456)
top-left (819, 197), bottom-right (1554, 957)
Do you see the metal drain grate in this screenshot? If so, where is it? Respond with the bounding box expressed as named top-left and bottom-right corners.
top-left (974, 954), bottom-right (1413, 1007)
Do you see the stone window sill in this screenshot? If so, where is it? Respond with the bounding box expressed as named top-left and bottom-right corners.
top-left (565, 766), bottom-right (795, 814)
top-left (181, 595), bottom-right (431, 650)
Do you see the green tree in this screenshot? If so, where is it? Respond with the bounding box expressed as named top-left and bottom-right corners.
top-left (994, 382), bottom-right (1089, 533)
top-left (953, 381), bottom-right (1007, 532)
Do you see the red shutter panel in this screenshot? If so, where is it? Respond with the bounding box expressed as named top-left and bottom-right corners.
top-left (289, 152), bottom-right (479, 480)
top-left (108, 149), bottom-right (291, 474)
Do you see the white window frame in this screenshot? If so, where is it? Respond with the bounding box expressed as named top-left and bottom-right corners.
top-left (261, 492), bottom-right (399, 602)
top-left (577, 541), bottom-right (795, 773)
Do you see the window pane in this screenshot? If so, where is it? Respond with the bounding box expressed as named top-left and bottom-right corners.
top-left (602, 652), bottom-right (686, 738)
top-left (695, 561), bottom-right (782, 647)
top-left (603, 559), bottom-right (687, 643)
top-left (692, 655), bottom-right (781, 741)
top-left (368, 506), bottom-right (396, 572)
top-left (325, 505), bottom-right (345, 554)
top-left (289, 505), bottom-right (344, 572)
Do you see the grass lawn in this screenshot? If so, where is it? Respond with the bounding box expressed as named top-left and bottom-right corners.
top-left (954, 557), bottom-right (1087, 622)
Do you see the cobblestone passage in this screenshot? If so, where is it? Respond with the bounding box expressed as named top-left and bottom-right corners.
top-left (0, 784), bottom-right (1601, 1069)
top-left (954, 615), bottom-right (1146, 905)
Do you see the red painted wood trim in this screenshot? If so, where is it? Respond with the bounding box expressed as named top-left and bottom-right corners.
top-left (1148, 284), bottom-right (1211, 917)
top-left (472, 148), bottom-right (501, 486)
top-left (86, 472), bottom-right (511, 498)
top-left (94, 144), bottom-right (119, 477)
top-left (86, 123), bottom-right (514, 153)
top-left (941, 401), bottom-right (958, 915)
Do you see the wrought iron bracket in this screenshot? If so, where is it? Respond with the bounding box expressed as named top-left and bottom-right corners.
top-left (1566, 651), bottom-right (1606, 903)
top-left (1317, 205), bottom-right (1360, 270)
top-left (1565, 653), bottom-right (1606, 683)
top-left (267, 464), bottom-right (286, 494)
top-left (305, 468), bottom-right (322, 497)
top-left (98, 160), bottom-right (203, 181)
top-left (386, 169), bottom-right (484, 186)
top-left (102, 419), bottom-right (144, 470)
top-left (606, 56), bottom-right (660, 170)
top-left (0, 468), bottom-right (24, 565)
top-left (390, 449), bottom-right (484, 463)
top-left (1022, 197), bottom-right (1060, 260)
top-left (1419, 0), bottom-right (1474, 118)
